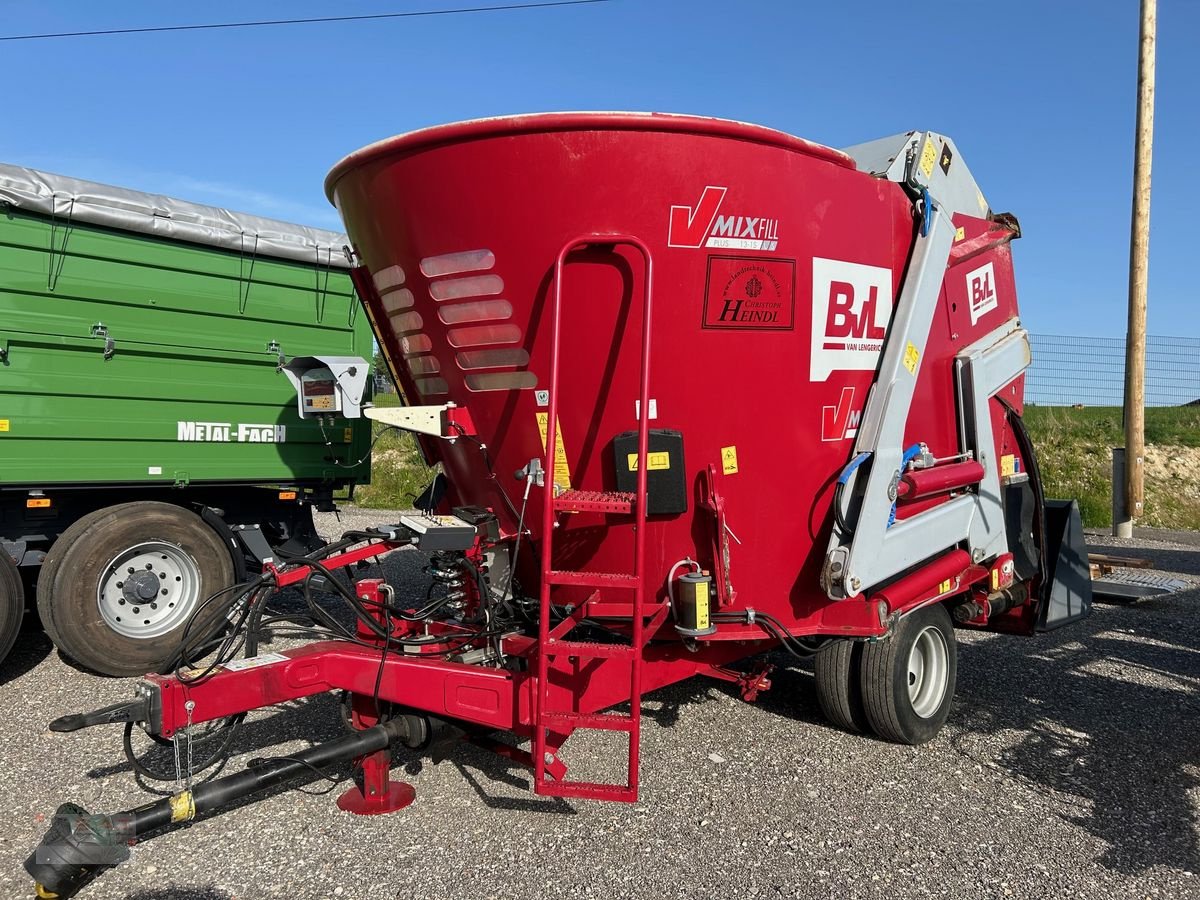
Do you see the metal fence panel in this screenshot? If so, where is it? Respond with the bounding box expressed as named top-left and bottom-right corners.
top-left (1026, 334), bottom-right (1200, 407)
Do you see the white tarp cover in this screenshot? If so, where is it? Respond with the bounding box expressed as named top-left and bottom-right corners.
top-left (0, 162), bottom-right (352, 269)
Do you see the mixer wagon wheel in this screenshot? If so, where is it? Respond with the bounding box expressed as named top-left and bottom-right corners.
top-left (859, 603), bottom-right (957, 744)
top-left (813, 638), bottom-right (870, 733)
top-left (0, 550), bottom-right (25, 669)
top-left (37, 502), bottom-right (234, 677)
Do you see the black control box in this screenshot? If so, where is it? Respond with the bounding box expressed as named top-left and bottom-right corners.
top-left (612, 429), bottom-right (687, 516)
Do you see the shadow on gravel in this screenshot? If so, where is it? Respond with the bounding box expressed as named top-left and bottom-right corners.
top-left (85, 693), bottom-right (347, 786)
top-left (0, 626), bottom-right (53, 687)
top-left (954, 590), bottom-right (1200, 876)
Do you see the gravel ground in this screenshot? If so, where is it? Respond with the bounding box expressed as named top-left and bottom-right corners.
top-left (2, 507), bottom-right (1198, 900)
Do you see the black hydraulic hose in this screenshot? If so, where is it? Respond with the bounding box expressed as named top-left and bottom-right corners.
top-left (26, 720), bottom-right (408, 899)
top-left (999, 398), bottom-right (1050, 605)
top-left (711, 610), bottom-right (827, 659)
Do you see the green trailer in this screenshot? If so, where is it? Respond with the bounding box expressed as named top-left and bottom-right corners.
top-left (0, 164), bottom-right (373, 675)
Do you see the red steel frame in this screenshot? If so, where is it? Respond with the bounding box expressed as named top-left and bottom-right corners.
top-left (144, 540), bottom-right (994, 737)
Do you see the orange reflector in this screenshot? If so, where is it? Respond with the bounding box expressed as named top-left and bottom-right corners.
top-left (27, 498), bottom-right (51, 508)
top-left (278, 491), bottom-right (298, 501)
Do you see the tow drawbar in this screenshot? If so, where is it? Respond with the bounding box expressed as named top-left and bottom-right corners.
top-left (25, 719), bottom-right (414, 899)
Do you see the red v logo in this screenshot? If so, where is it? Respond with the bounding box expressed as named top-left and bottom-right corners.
top-left (821, 387), bottom-right (857, 442)
top-left (668, 186), bottom-right (726, 248)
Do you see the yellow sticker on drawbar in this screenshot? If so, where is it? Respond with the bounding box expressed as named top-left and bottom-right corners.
top-left (721, 446), bottom-right (739, 475)
top-left (954, 226), bottom-right (966, 242)
top-left (535, 412), bottom-right (573, 490)
top-left (903, 341), bottom-right (920, 375)
top-left (694, 581), bottom-right (710, 630)
top-left (627, 451), bottom-right (670, 472)
top-left (919, 137), bottom-right (938, 179)
top-left (1001, 454), bottom-right (1016, 477)
top-left (0, 419), bottom-right (8, 432)
top-left (938, 579), bottom-right (953, 595)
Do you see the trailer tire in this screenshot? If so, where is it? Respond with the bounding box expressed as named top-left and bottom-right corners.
top-left (814, 638), bottom-right (869, 733)
top-left (860, 603), bottom-right (956, 744)
top-left (37, 502), bottom-right (234, 677)
top-left (0, 551), bottom-right (24, 668)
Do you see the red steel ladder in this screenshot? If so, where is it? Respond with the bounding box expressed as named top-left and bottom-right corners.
top-left (532, 234), bottom-right (660, 802)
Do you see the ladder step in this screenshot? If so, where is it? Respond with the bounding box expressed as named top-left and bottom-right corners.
top-left (537, 779), bottom-right (637, 803)
top-left (547, 570), bottom-right (639, 589)
top-left (540, 711), bottom-right (635, 732)
top-left (546, 639), bottom-right (635, 660)
top-left (585, 599), bottom-right (670, 621)
top-left (554, 490), bottom-right (635, 514)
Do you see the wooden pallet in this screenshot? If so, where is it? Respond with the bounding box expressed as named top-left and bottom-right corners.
top-left (1088, 553), bottom-right (1153, 580)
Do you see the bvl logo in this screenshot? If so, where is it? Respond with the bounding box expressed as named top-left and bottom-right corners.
top-left (966, 261), bottom-right (998, 324)
top-left (810, 257), bottom-right (893, 382)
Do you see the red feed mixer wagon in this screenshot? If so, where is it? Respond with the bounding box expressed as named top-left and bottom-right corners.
top-left (26, 113), bottom-right (1090, 897)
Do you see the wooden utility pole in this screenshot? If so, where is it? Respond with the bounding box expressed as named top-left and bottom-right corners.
top-left (1118, 0), bottom-right (1156, 538)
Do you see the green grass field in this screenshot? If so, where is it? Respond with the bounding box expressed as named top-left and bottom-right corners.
top-left (352, 393), bottom-right (1200, 531)
top-left (1023, 405), bottom-right (1200, 529)
top-left (351, 391), bottom-right (436, 509)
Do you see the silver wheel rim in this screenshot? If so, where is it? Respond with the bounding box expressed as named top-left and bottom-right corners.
top-left (906, 624), bottom-right (949, 718)
top-left (97, 541), bottom-right (201, 639)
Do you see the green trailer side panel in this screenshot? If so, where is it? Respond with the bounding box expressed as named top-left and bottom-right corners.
top-left (0, 208), bottom-right (372, 487)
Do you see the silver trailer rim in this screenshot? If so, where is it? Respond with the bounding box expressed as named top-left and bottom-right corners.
top-left (907, 624), bottom-right (949, 718)
top-left (97, 541), bottom-right (200, 639)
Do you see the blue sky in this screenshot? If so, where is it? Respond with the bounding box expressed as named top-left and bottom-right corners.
top-left (2, 0), bottom-right (1195, 337)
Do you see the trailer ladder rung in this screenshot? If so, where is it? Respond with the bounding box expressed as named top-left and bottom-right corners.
top-left (553, 490), bottom-right (635, 514)
top-left (545, 570), bottom-right (639, 589)
top-left (536, 780), bottom-right (637, 803)
top-left (545, 639), bottom-right (635, 660)
top-left (540, 711), bottom-right (635, 732)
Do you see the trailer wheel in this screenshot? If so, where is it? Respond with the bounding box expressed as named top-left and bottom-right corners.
top-left (860, 603), bottom-right (956, 744)
top-left (37, 502), bottom-right (234, 677)
top-left (0, 551), bottom-right (25, 668)
top-left (813, 638), bottom-right (869, 733)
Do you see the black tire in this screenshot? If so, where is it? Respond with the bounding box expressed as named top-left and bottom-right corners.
top-left (0, 551), bottom-right (25, 668)
top-left (37, 502), bottom-right (234, 677)
top-left (814, 638), bottom-right (870, 733)
top-left (36, 505), bottom-right (113, 652)
top-left (860, 603), bottom-right (957, 744)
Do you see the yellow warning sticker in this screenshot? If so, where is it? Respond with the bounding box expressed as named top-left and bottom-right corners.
top-left (694, 580), bottom-right (710, 630)
top-left (903, 341), bottom-right (921, 375)
top-left (1001, 454), bottom-right (1016, 477)
top-left (919, 137), bottom-right (938, 179)
top-left (343, 427), bottom-right (353, 443)
top-left (721, 446), bottom-right (739, 475)
top-left (627, 451), bottom-right (671, 472)
top-left (535, 412), bottom-right (573, 490)
top-left (0, 419), bottom-right (8, 432)
top-left (938, 579), bottom-right (953, 595)
top-left (954, 226), bottom-right (966, 242)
